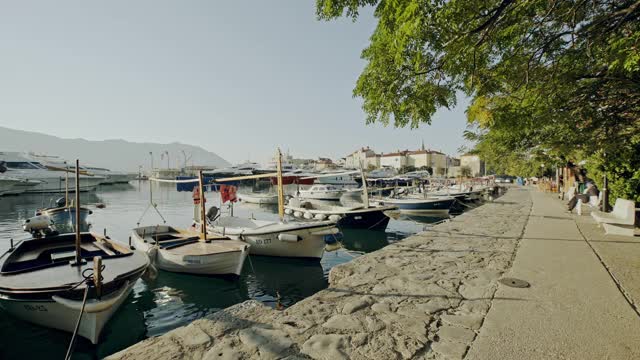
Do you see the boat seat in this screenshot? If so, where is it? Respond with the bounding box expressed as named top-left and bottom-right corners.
top-left (160, 238), bottom-right (200, 250)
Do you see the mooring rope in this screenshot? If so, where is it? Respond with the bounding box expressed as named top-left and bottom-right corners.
top-left (64, 265), bottom-right (103, 360)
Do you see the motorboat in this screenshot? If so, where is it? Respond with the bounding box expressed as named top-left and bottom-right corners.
top-left (35, 197), bottom-right (93, 233)
top-left (131, 225), bottom-right (249, 276)
top-left (296, 185), bottom-right (344, 201)
top-left (374, 195), bottom-right (455, 214)
top-left (0, 152), bottom-right (104, 193)
top-left (203, 207), bottom-right (339, 260)
top-left (0, 231), bottom-right (149, 344)
top-left (315, 171), bottom-right (359, 189)
top-left (237, 192), bottom-right (279, 205)
top-left (85, 167), bottom-right (136, 184)
top-left (0, 175), bottom-right (40, 196)
top-left (285, 198), bottom-right (397, 231)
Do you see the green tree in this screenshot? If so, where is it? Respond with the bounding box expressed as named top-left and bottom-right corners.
top-left (317, 0), bottom-right (640, 203)
top-left (460, 166), bottom-right (472, 178)
top-left (418, 165), bottom-right (433, 175)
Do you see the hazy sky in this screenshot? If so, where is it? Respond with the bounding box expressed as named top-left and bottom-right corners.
top-left (0, 1), bottom-right (471, 164)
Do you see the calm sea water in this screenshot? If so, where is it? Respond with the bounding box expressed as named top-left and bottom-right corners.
top-left (0, 181), bottom-right (448, 359)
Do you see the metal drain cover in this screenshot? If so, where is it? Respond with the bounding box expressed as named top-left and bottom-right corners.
top-left (499, 278), bottom-right (530, 288)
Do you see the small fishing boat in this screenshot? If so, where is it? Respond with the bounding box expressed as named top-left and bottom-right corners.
top-left (237, 192), bottom-right (279, 205)
top-left (297, 185), bottom-right (344, 201)
top-left (374, 195), bottom-right (455, 214)
top-left (36, 198), bottom-right (93, 233)
top-left (131, 225), bottom-right (249, 276)
top-left (0, 232), bottom-right (149, 344)
top-left (285, 198), bottom-right (397, 231)
top-left (205, 214), bottom-right (338, 260)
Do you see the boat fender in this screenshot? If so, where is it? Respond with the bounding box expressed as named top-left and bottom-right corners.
top-left (303, 212), bottom-right (313, 220)
top-left (328, 215), bottom-right (341, 222)
top-left (293, 211), bottom-right (303, 218)
top-left (23, 215), bottom-right (54, 232)
top-left (284, 208), bottom-right (293, 215)
top-left (314, 214), bottom-right (327, 221)
top-left (278, 233), bottom-right (301, 242)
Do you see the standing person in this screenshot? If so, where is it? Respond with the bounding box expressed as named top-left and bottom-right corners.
top-left (567, 182), bottom-right (599, 212)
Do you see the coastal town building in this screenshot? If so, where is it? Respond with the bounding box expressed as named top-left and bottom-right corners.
top-left (460, 153), bottom-right (486, 177)
top-left (345, 147), bottom-right (380, 169)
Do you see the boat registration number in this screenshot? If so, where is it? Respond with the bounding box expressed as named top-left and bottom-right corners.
top-left (254, 238), bottom-right (272, 245)
top-left (24, 304), bottom-right (48, 312)
top-left (183, 257), bottom-right (203, 264)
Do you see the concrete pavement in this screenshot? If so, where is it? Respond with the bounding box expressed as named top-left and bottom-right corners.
top-left (467, 189), bottom-right (640, 359)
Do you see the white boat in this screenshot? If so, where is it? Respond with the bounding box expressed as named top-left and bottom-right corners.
top-left (297, 185), bottom-right (344, 201)
top-left (85, 167), bottom-right (136, 184)
top-left (205, 212), bottom-right (338, 260)
top-left (0, 175), bottom-right (40, 195)
top-left (0, 152), bottom-right (104, 193)
top-left (131, 225), bottom-right (249, 276)
top-left (315, 172), bottom-right (359, 189)
top-left (0, 232), bottom-right (149, 344)
top-left (237, 192), bottom-right (279, 204)
top-left (285, 198), bottom-right (397, 231)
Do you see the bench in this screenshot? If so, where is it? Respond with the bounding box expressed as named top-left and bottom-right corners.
top-left (591, 198), bottom-right (637, 237)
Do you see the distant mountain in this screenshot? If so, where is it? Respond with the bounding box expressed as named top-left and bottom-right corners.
top-left (0, 126), bottom-right (230, 172)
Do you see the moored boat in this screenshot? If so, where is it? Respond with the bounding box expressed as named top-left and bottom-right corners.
top-left (374, 195), bottom-right (455, 214)
top-left (0, 232), bottom-right (149, 344)
top-left (296, 185), bottom-right (344, 201)
top-left (131, 225), bottom-right (249, 276)
top-left (204, 212), bottom-right (338, 260)
top-left (285, 198), bottom-right (397, 231)
top-left (237, 192), bottom-right (279, 205)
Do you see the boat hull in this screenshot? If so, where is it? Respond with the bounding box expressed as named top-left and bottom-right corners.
top-left (211, 223), bottom-right (337, 260)
top-left (337, 210), bottom-right (391, 230)
top-left (0, 281), bottom-right (135, 344)
top-left (237, 193), bottom-right (279, 204)
top-left (380, 197), bottom-right (455, 214)
top-left (132, 235), bottom-right (249, 276)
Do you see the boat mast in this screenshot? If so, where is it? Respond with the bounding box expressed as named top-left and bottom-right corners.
top-left (276, 148), bottom-right (285, 220)
top-left (74, 159), bottom-right (81, 265)
top-left (360, 161), bottom-right (370, 208)
top-left (198, 170), bottom-right (207, 241)
top-left (65, 161), bottom-right (69, 207)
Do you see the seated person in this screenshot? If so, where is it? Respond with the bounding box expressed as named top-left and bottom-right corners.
top-left (567, 182), bottom-right (599, 212)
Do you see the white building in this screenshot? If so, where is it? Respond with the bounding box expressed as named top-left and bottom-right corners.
top-left (460, 153), bottom-right (485, 177)
top-left (380, 151), bottom-right (409, 169)
top-left (345, 147), bottom-right (379, 169)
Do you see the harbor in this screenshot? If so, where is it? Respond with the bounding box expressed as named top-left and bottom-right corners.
top-left (107, 186), bottom-right (640, 360)
top-left (1, 0), bottom-right (639, 359)
top-left (0, 173), bottom-right (473, 359)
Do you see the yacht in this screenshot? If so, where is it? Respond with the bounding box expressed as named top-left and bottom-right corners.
top-left (85, 167), bottom-right (136, 184)
top-left (0, 175), bottom-right (40, 196)
top-left (297, 185), bottom-right (344, 201)
top-left (0, 152), bottom-right (104, 193)
top-left (315, 171), bottom-right (359, 189)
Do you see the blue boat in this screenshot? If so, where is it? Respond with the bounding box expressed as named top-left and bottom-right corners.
top-left (376, 196), bottom-right (455, 214)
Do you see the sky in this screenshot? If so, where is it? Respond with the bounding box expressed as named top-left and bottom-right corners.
top-left (0, 1), bottom-right (471, 164)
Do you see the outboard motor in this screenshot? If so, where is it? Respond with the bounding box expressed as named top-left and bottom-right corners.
top-left (23, 215), bottom-right (58, 237)
top-left (0, 161), bottom-right (6, 173)
top-left (55, 197), bottom-right (67, 208)
top-left (206, 206), bottom-right (219, 222)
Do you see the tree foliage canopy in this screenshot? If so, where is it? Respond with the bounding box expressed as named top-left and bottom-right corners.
top-left (317, 0), bottom-right (640, 202)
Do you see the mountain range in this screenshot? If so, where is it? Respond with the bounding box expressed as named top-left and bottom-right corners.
top-left (0, 126), bottom-right (230, 172)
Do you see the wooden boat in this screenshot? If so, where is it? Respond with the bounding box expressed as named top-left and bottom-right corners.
top-left (285, 198), bottom-right (397, 231)
top-left (0, 232), bottom-right (149, 344)
top-left (237, 192), bottom-right (279, 205)
top-left (36, 201), bottom-right (93, 233)
top-left (131, 225), bottom-right (249, 276)
top-left (205, 216), bottom-right (338, 260)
